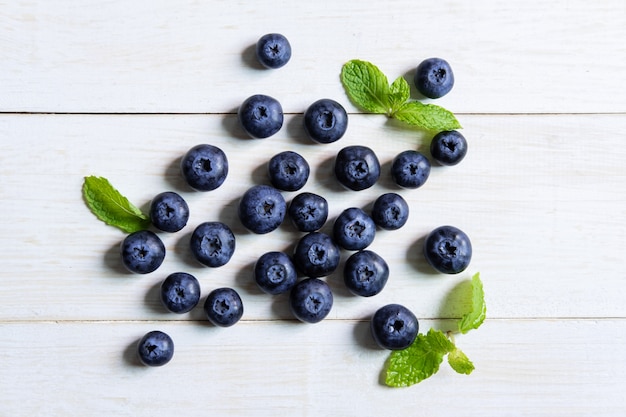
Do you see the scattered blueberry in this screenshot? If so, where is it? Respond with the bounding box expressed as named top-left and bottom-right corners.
top-left (334, 145), bottom-right (381, 191)
top-left (303, 98), bottom-right (349, 144)
top-left (238, 94), bottom-right (284, 139)
top-left (189, 222), bottom-right (236, 267)
top-left (288, 192), bottom-right (328, 232)
top-left (414, 57), bottom-right (455, 99)
top-left (256, 33), bottom-right (292, 69)
top-left (371, 193), bottom-right (409, 231)
top-left (289, 278), bottom-right (333, 323)
top-left (430, 130), bottom-right (468, 166)
top-left (149, 191), bottom-right (190, 233)
top-left (180, 144), bottom-right (229, 192)
top-left (238, 185), bottom-right (286, 234)
top-left (333, 207), bottom-right (376, 251)
top-left (204, 287), bottom-right (244, 327)
top-left (268, 151), bottom-right (310, 191)
top-left (160, 272), bottom-right (201, 314)
top-left (254, 251), bottom-right (298, 295)
top-left (343, 250), bottom-right (389, 297)
top-left (370, 304), bottom-right (419, 350)
top-left (120, 230), bottom-right (166, 274)
top-left (391, 150), bottom-right (431, 189)
top-left (423, 225), bottom-right (472, 274)
top-left (137, 330), bottom-right (174, 367)
top-left (293, 232), bottom-right (340, 278)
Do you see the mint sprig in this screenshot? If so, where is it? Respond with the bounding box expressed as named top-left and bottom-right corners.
top-left (340, 59), bottom-right (461, 131)
top-left (82, 175), bottom-right (150, 233)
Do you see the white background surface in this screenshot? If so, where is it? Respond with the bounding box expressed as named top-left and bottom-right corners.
top-left (1, 1), bottom-right (625, 416)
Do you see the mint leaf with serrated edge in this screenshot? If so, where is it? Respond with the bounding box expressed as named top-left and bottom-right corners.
top-left (82, 176), bottom-right (150, 233)
top-left (340, 60), bottom-right (392, 114)
top-left (447, 347), bottom-right (475, 375)
top-left (388, 75), bottom-right (411, 110)
top-left (392, 101), bottom-right (461, 131)
top-left (458, 272), bottom-right (487, 334)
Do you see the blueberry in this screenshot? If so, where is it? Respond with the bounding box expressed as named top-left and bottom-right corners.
top-left (303, 98), bottom-right (348, 144)
top-left (180, 144), bottom-right (228, 192)
top-left (333, 207), bottom-right (376, 251)
top-left (423, 225), bottom-right (472, 274)
top-left (430, 130), bottom-right (468, 166)
top-left (391, 150), bottom-right (431, 189)
top-left (288, 192), bottom-right (328, 232)
top-left (254, 251), bottom-right (298, 295)
top-left (370, 304), bottom-right (419, 350)
top-left (343, 250), bottom-right (389, 297)
top-left (160, 272), bottom-right (201, 314)
top-left (149, 191), bottom-right (190, 233)
top-left (414, 57), bottom-right (455, 99)
top-left (238, 185), bottom-right (286, 234)
top-left (289, 278), bottom-right (333, 323)
top-left (334, 145), bottom-right (381, 191)
top-left (189, 222), bottom-right (236, 267)
top-left (204, 287), bottom-right (244, 327)
top-left (293, 232), bottom-right (340, 278)
top-left (137, 330), bottom-right (174, 366)
top-left (268, 151), bottom-right (310, 191)
top-left (238, 94), bottom-right (283, 139)
top-left (371, 193), bottom-right (409, 231)
top-left (256, 33), bottom-right (291, 69)
top-left (120, 230), bottom-right (165, 274)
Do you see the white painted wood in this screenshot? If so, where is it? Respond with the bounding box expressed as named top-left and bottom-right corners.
top-left (1, 0), bottom-right (625, 113)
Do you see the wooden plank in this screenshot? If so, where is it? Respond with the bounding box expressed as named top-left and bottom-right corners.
top-left (1, 0), bottom-right (625, 113)
top-left (0, 113), bottom-right (624, 321)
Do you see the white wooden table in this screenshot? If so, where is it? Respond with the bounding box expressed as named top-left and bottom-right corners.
top-left (1, 1), bottom-right (625, 415)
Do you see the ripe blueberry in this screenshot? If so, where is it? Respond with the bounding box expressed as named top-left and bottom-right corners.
top-left (391, 150), bottom-right (431, 189)
top-left (256, 33), bottom-right (291, 69)
top-left (414, 57), bottom-right (455, 99)
top-left (268, 151), bottom-right (310, 191)
top-left (288, 192), bottom-right (328, 232)
top-left (238, 185), bottom-right (286, 234)
top-left (334, 145), bottom-right (381, 191)
top-left (293, 232), bottom-right (340, 278)
top-left (289, 278), bottom-right (333, 323)
top-left (238, 94), bottom-right (283, 139)
top-left (430, 130), bottom-right (468, 166)
top-left (120, 230), bottom-right (165, 274)
top-left (423, 225), bottom-right (472, 274)
top-left (149, 191), bottom-right (190, 233)
top-left (137, 330), bottom-right (174, 367)
top-left (180, 144), bottom-right (228, 192)
top-left (254, 251), bottom-right (298, 295)
top-left (204, 287), bottom-right (244, 327)
top-left (160, 272), bottom-right (201, 314)
top-left (343, 250), bottom-right (389, 297)
top-left (189, 222), bottom-right (236, 267)
top-left (370, 304), bottom-right (419, 350)
top-left (371, 193), bottom-right (409, 231)
top-left (303, 98), bottom-right (348, 144)
top-left (333, 207), bottom-right (376, 251)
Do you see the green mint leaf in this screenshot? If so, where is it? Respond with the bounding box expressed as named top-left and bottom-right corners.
top-left (340, 59), bottom-right (391, 114)
top-left (388, 76), bottom-right (410, 112)
top-left (82, 175), bottom-right (150, 233)
top-left (458, 272), bottom-right (487, 334)
top-left (447, 347), bottom-right (475, 375)
top-left (385, 329), bottom-right (456, 387)
top-left (392, 100), bottom-right (462, 131)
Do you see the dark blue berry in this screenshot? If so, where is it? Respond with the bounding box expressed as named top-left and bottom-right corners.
top-left (256, 33), bottom-right (291, 69)
top-left (254, 251), bottom-right (298, 295)
top-left (238, 185), bottom-right (286, 234)
top-left (391, 150), bottom-right (431, 189)
top-left (180, 144), bottom-right (228, 192)
top-left (414, 57), bottom-right (455, 99)
top-left (333, 207), bottom-right (376, 251)
top-left (423, 225), bottom-right (472, 274)
top-left (289, 278), bottom-right (333, 323)
top-left (238, 94), bottom-right (283, 139)
top-left (204, 287), bottom-right (244, 327)
top-left (370, 304), bottom-right (419, 350)
top-left (268, 151), bottom-right (310, 191)
top-left (120, 230), bottom-right (165, 274)
top-left (343, 250), bottom-right (389, 297)
top-left (430, 130), bottom-right (468, 166)
top-left (160, 272), bottom-right (201, 314)
top-left (137, 330), bottom-right (174, 366)
top-left (334, 145), bottom-right (380, 191)
top-left (189, 222), bottom-right (236, 267)
top-left (293, 232), bottom-right (340, 278)
top-left (303, 98), bottom-right (348, 144)
top-left (288, 192), bottom-right (328, 232)
top-left (149, 191), bottom-right (190, 232)
top-left (371, 193), bottom-right (409, 230)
